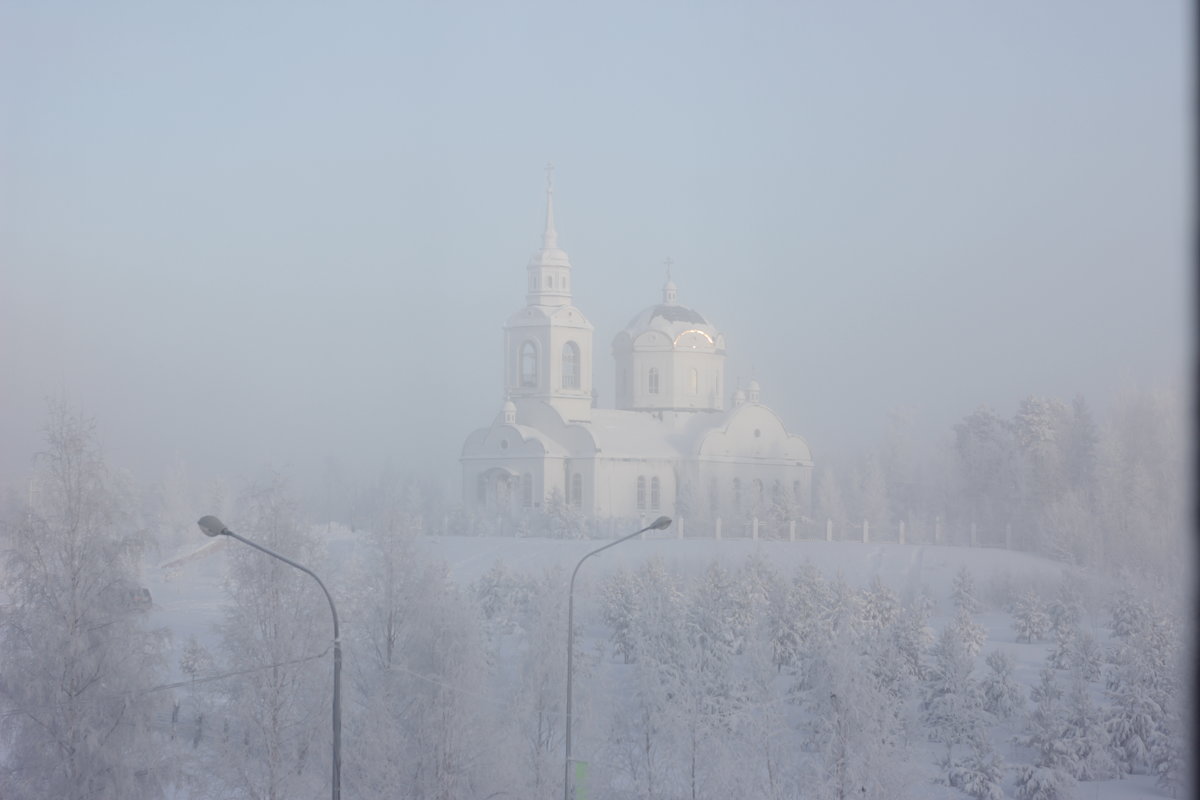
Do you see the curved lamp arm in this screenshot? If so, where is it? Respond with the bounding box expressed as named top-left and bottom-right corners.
top-left (564, 515), bottom-right (670, 800)
top-left (198, 514), bottom-right (342, 800)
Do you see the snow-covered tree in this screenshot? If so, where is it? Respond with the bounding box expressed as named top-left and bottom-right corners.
top-left (891, 592), bottom-right (934, 684)
top-left (474, 560), bottom-right (536, 637)
top-left (1013, 764), bottom-right (1075, 800)
top-left (1065, 629), bottom-right (1103, 683)
top-left (950, 737), bottom-right (1006, 800)
top-left (508, 568), bottom-right (568, 800)
top-left (1047, 575), bottom-right (1085, 668)
top-left (802, 633), bottom-right (915, 800)
top-left (602, 559), bottom-right (688, 799)
top-left (1013, 668), bottom-right (1076, 800)
top-left (0, 404), bottom-right (170, 800)
top-left (600, 567), bottom-right (640, 664)
top-left (1012, 588), bottom-right (1050, 643)
top-left (543, 487), bottom-right (588, 539)
top-left (951, 606), bottom-right (987, 658)
top-left (922, 623), bottom-right (989, 781)
top-left (342, 487), bottom-right (499, 800)
top-left (202, 477), bottom-right (331, 800)
top-left (1104, 641), bottom-right (1161, 776)
top-left (1103, 584), bottom-right (1181, 780)
top-left (952, 566), bottom-right (981, 614)
top-left (813, 466), bottom-right (848, 535)
top-left (980, 649), bottom-right (1025, 721)
top-left (1149, 708), bottom-right (1187, 798)
top-left (1062, 669), bottom-right (1116, 781)
top-left (954, 406), bottom-right (1021, 538)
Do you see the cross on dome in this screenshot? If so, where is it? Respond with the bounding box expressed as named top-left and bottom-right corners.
top-left (662, 256), bottom-right (678, 305)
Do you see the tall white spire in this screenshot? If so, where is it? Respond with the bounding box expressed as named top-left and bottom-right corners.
top-left (543, 162), bottom-right (558, 249)
top-left (526, 164), bottom-right (572, 306)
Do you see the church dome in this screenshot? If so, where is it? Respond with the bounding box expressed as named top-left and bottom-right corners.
top-left (619, 273), bottom-right (722, 347)
top-left (623, 302), bottom-right (711, 335)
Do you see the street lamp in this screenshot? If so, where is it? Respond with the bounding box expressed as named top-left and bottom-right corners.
top-left (198, 515), bottom-right (342, 800)
top-left (564, 515), bottom-right (671, 800)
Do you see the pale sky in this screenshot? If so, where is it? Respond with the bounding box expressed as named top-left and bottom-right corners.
top-left (0, 1), bottom-right (1189, 499)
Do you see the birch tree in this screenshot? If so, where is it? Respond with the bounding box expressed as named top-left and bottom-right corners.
top-left (0, 403), bottom-right (170, 800)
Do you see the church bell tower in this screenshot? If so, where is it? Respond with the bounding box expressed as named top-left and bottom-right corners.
top-left (503, 167), bottom-right (595, 422)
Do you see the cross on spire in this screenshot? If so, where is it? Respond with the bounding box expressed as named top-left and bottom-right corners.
top-left (541, 162), bottom-right (558, 248)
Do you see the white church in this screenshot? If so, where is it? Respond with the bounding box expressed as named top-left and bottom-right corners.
top-left (461, 176), bottom-right (814, 531)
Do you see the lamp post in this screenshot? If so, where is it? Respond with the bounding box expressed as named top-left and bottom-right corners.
top-left (564, 515), bottom-right (671, 800)
top-left (198, 515), bottom-right (342, 800)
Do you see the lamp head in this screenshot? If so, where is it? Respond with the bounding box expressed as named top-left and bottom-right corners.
top-left (649, 515), bottom-right (672, 531)
top-left (197, 515), bottom-right (229, 538)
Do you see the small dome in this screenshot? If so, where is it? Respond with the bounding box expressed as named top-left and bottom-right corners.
top-left (746, 380), bottom-right (761, 403)
top-left (663, 279), bottom-right (678, 305)
top-left (502, 400), bottom-right (517, 424)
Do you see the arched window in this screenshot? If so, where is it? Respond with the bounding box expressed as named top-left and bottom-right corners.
top-left (562, 342), bottom-right (580, 389)
top-left (520, 341), bottom-right (538, 387)
top-left (522, 474), bottom-right (533, 508)
top-left (688, 368), bottom-right (698, 395)
top-left (637, 476), bottom-right (646, 510)
top-left (732, 478), bottom-right (741, 510)
top-left (753, 479), bottom-right (764, 505)
top-left (650, 477), bottom-right (661, 510)
top-left (648, 368), bottom-right (660, 394)
top-left (571, 474), bottom-right (582, 508)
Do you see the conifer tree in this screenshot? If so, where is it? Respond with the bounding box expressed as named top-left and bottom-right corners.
top-left (952, 566), bottom-right (981, 614)
top-left (922, 624), bottom-right (989, 780)
top-left (1012, 588), bottom-right (1050, 643)
top-left (980, 649), bottom-right (1025, 721)
top-left (1014, 669), bottom-right (1076, 800)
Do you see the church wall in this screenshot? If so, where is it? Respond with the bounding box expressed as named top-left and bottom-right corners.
top-left (696, 459), bottom-right (814, 529)
top-left (591, 457), bottom-right (677, 520)
top-left (668, 350), bottom-right (724, 412)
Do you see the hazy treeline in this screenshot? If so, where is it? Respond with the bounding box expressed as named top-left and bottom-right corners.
top-left (812, 387), bottom-right (1187, 577)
